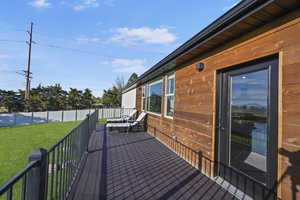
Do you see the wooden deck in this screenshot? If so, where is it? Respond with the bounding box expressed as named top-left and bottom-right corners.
top-left (68, 124), bottom-right (236, 200)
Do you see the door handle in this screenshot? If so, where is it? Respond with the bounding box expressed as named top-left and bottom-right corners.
top-left (217, 124), bottom-right (225, 131)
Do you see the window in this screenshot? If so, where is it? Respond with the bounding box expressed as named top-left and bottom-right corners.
top-left (141, 80), bottom-right (163, 114)
top-left (165, 73), bottom-right (175, 118)
top-left (147, 80), bottom-right (162, 114)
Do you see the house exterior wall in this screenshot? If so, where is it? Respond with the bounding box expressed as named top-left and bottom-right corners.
top-left (121, 88), bottom-right (136, 108)
top-left (136, 9), bottom-right (300, 199)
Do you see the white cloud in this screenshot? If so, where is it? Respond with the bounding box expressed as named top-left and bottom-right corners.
top-left (29, 0), bottom-right (51, 8)
top-left (222, 2), bottom-right (239, 11)
top-left (99, 61), bottom-right (110, 65)
top-left (76, 36), bottom-right (101, 43)
top-left (111, 27), bottom-right (177, 45)
top-left (0, 55), bottom-right (11, 59)
top-left (102, 58), bottom-right (148, 74)
top-left (73, 0), bottom-right (100, 11)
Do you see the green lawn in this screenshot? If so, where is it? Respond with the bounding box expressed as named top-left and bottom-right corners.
top-left (0, 121), bottom-right (80, 186)
top-left (98, 118), bottom-right (107, 123)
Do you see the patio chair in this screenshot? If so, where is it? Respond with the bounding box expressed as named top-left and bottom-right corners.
top-left (107, 109), bottom-right (137, 123)
top-left (106, 111), bottom-right (147, 133)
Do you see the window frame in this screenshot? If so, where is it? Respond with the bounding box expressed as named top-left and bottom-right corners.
top-left (141, 86), bottom-right (147, 111)
top-left (141, 79), bottom-right (163, 116)
top-left (164, 72), bottom-right (175, 119)
top-left (147, 79), bottom-right (163, 116)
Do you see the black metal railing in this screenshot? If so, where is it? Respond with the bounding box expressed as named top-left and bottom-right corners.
top-left (0, 110), bottom-right (98, 200)
top-left (148, 125), bottom-right (280, 200)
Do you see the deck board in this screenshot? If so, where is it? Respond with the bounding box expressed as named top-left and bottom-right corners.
top-left (69, 124), bottom-right (236, 200)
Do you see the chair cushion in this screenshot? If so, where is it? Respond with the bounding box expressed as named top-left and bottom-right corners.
top-left (106, 123), bottom-right (132, 128)
top-left (107, 118), bottom-right (128, 123)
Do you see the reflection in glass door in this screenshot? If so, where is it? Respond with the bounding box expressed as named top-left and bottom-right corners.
top-left (217, 56), bottom-right (278, 192)
top-left (230, 69), bottom-right (268, 184)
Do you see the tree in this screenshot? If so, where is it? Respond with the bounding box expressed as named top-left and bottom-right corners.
top-left (126, 73), bottom-right (138, 87)
top-left (47, 84), bottom-right (68, 110)
top-left (102, 87), bottom-right (120, 108)
top-left (0, 90), bottom-right (24, 112)
top-left (115, 76), bottom-right (125, 92)
top-left (82, 88), bottom-right (94, 108)
top-left (67, 88), bottom-right (83, 109)
top-left (101, 77), bottom-right (125, 108)
top-left (0, 84), bottom-right (98, 112)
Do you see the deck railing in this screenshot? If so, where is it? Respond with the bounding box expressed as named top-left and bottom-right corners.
top-left (148, 125), bottom-right (280, 200)
top-left (0, 110), bottom-right (98, 200)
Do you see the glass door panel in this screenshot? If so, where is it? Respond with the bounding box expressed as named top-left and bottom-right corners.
top-left (230, 69), bottom-right (268, 184)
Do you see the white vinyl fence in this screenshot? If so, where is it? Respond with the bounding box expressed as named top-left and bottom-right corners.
top-left (0, 108), bottom-right (135, 127)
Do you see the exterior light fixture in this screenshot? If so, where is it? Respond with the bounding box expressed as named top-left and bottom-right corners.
top-left (195, 63), bottom-right (205, 71)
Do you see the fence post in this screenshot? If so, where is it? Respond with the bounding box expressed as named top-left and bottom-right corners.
top-left (75, 109), bottom-right (78, 121)
top-left (14, 113), bottom-right (17, 126)
top-left (47, 111), bottom-right (49, 123)
top-left (86, 114), bottom-right (90, 135)
top-left (31, 112), bottom-right (34, 124)
top-left (96, 109), bottom-right (99, 122)
top-left (84, 114), bottom-right (90, 152)
top-left (26, 148), bottom-right (48, 200)
top-left (101, 109), bottom-right (104, 119)
top-left (61, 110), bottom-right (64, 122)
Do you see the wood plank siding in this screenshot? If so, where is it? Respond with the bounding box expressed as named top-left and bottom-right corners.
top-left (136, 8), bottom-right (300, 200)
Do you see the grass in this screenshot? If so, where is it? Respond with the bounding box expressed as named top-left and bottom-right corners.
top-left (98, 118), bottom-right (107, 123)
top-left (0, 121), bottom-right (80, 186)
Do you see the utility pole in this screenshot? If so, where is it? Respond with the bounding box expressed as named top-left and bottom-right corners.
top-left (25, 22), bottom-right (33, 100)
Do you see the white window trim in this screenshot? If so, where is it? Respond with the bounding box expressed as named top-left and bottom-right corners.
top-left (141, 86), bottom-right (146, 111)
top-left (164, 73), bottom-right (175, 119)
top-left (147, 111), bottom-right (162, 117)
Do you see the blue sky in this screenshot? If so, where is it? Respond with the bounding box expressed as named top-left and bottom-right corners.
top-left (0, 0), bottom-right (240, 97)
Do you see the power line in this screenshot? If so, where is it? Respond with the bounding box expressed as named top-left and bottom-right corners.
top-left (34, 42), bottom-right (100, 55)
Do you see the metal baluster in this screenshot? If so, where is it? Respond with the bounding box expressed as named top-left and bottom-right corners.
top-left (55, 144), bottom-right (60, 199)
top-left (63, 136), bottom-right (69, 197)
top-left (236, 170), bottom-right (239, 191)
top-left (252, 181), bottom-right (255, 199)
top-left (243, 173), bottom-right (247, 194)
top-left (261, 185), bottom-right (265, 200)
top-left (44, 155), bottom-right (49, 200)
top-left (69, 132), bottom-right (74, 190)
top-left (60, 140), bottom-right (66, 199)
top-left (6, 187), bottom-right (13, 200)
top-left (21, 174), bottom-right (27, 200)
top-left (58, 143), bottom-right (64, 199)
top-left (50, 150), bottom-right (55, 200)
top-left (67, 133), bottom-right (72, 190)
top-left (70, 130), bottom-right (75, 179)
